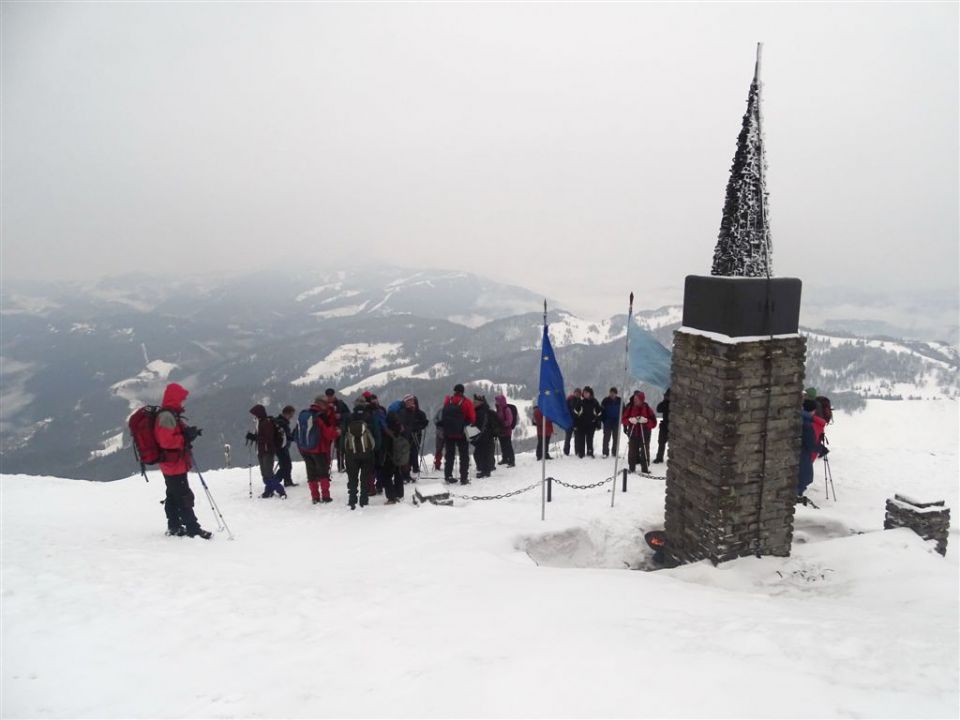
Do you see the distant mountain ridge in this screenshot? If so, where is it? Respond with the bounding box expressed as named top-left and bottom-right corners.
top-left (1, 266), bottom-right (956, 481)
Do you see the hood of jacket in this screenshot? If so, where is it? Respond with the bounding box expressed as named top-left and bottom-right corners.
top-left (494, 395), bottom-right (508, 408)
top-left (249, 404), bottom-right (268, 420)
top-left (633, 391), bottom-right (646, 404)
top-left (161, 383), bottom-right (189, 412)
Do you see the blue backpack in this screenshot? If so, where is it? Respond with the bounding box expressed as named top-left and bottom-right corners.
top-left (297, 408), bottom-right (322, 453)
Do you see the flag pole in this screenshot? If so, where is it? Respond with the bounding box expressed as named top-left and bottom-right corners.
top-left (611, 292), bottom-right (634, 508)
top-left (541, 299), bottom-right (548, 521)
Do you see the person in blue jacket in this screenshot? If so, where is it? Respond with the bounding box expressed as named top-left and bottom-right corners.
top-left (600, 387), bottom-right (622, 458)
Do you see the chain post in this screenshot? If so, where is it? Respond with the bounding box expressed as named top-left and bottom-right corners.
top-left (622, 468), bottom-right (628, 493)
top-left (547, 476), bottom-right (552, 503)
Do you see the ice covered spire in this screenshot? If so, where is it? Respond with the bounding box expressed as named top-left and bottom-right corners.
top-left (711, 43), bottom-right (772, 278)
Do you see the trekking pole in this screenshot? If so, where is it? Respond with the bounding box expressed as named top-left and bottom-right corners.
top-left (824, 456), bottom-right (836, 501)
top-left (246, 446), bottom-right (252, 498)
top-left (192, 461), bottom-right (235, 540)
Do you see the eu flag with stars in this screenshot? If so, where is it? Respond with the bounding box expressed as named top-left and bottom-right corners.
top-left (538, 325), bottom-right (573, 431)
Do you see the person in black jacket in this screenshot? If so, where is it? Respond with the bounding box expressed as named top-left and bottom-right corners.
top-left (600, 387), bottom-right (622, 458)
top-left (654, 388), bottom-right (670, 464)
top-left (403, 395), bottom-right (430, 479)
top-left (275, 405), bottom-right (298, 486)
top-left (472, 395), bottom-right (502, 478)
top-left (563, 388), bottom-right (582, 456)
top-left (573, 386), bottom-right (602, 458)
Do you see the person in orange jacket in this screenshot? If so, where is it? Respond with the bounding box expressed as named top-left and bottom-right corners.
top-left (154, 383), bottom-right (211, 539)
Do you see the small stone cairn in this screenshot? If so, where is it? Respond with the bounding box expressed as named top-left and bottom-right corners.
top-left (884, 494), bottom-right (949, 556)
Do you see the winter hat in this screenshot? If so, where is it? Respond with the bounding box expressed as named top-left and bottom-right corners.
top-left (362, 391), bottom-right (373, 400)
top-left (325, 388), bottom-right (336, 397)
top-left (583, 386), bottom-right (594, 396)
top-left (804, 387), bottom-right (818, 400)
top-left (454, 383), bottom-right (465, 394)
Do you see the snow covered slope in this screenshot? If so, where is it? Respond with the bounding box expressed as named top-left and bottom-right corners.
top-left (2, 400), bottom-right (957, 718)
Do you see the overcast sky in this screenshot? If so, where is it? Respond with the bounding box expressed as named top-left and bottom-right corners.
top-left (2, 2), bottom-right (957, 318)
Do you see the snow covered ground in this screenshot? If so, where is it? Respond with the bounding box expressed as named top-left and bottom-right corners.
top-left (2, 401), bottom-right (957, 718)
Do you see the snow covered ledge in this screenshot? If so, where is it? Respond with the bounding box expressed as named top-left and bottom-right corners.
top-left (664, 275), bottom-right (806, 566)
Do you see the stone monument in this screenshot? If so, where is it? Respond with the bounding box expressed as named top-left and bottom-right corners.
top-left (663, 45), bottom-right (807, 565)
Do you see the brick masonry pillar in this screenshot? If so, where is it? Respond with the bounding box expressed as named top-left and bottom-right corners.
top-left (663, 276), bottom-right (806, 565)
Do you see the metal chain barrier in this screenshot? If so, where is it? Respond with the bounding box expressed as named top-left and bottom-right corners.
top-left (446, 481), bottom-right (542, 501)
top-left (440, 470), bottom-right (667, 502)
top-left (551, 475), bottom-right (616, 490)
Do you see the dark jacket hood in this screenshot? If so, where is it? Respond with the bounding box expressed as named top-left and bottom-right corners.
top-left (250, 404), bottom-right (268, 420)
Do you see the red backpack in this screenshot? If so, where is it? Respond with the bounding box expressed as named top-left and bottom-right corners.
top-left (815, 396), bottom-right (834, 424)
top-left (128, 406), bottom-right (163, 481)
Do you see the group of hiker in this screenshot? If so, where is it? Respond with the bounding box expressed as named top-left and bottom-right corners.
top-left (798, 387), bottom-right (832, 503)
top-left (540, 386), bottom-right (670, 475)
top-left (240, 383), bottom-right (674, 511)
top-left (142, 377), bottom-right (830, 538)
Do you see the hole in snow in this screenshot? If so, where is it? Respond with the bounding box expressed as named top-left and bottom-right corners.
top-left (517, 527), bottom-right (659, 571)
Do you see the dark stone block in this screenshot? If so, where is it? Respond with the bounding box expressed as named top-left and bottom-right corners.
top-left (682, 275), bottom-right (802, 337)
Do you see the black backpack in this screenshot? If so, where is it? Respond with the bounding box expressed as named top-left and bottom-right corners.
top-left (344, 409), bottom-right (375, 459)
top-left (441, 399), bottom-right (466, 436)
top-left (507, 403), bottom-right (519, 431)
top-left (269, 417), bottom-right (286, 450)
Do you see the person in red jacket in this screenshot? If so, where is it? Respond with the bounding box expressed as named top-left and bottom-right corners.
top-left (622, 391), bottom-right (658, 474)
top-left (154, 383), bottom-right (211, 539)
top-left (441, 383), bottom-right (476, 485)
top-left (298, 396), bottom-right (341, 504)
top-left (533, 404), bottom-right (554, 460)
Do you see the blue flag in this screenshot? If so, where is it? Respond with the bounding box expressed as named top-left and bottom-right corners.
top-left (538, 325), bottom-right (574, 431)
top-left (627, 317), bottom-right (672, 389)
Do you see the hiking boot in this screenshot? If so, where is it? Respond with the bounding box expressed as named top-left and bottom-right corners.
top-left (350, 504), bottom-right (356, 510)
top-left (279, 492), bottom-right (288, 499)
top-left (283, 481), bottom-right (298, 487)
top-left (653, 458), bottom-right (663, 464)
top-left (165, 526), bottom-right (187, 537)
top-left (321, 497), bottom-right (333, 503)
top-left (460, 480), bottom-right (471, 485)
top-left (312, 498), bottom-right (321, 505)
top-left (188, 528), bottom-right (213, 540)
top-left (385, 499), bottom-right (398, 505)
top-left (445, 477), bottom-right (456, 484)
top-left (260, 492), bottom-right (273, 499)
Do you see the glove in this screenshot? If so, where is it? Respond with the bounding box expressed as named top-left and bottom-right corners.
top-left (628, 417), bottom-right (639, 425)
top-left (184, 426), bottom-right (202, 443)
top-left (245, 431), bottom-right (257, 444)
